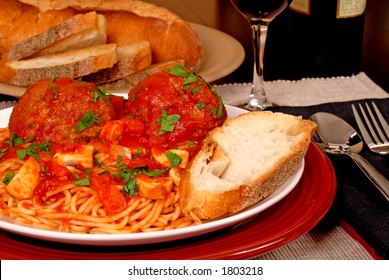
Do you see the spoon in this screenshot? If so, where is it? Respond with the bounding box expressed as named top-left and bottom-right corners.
top-left (310, 112), bottom-right (389, 202)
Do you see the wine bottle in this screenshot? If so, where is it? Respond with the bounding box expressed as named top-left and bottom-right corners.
top-left (287, 0), bottom-right (366, 79)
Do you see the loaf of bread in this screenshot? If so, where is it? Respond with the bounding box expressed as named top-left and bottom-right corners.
top-left (0, 0), bottom-right (202, 71)
top-left (179, 111), bottom-right (317, 222)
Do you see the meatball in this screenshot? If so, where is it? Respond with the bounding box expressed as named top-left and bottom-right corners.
top-left (125, 65), bottom-right (227, 149)
top-left (9, 77), bottom-right (115, 149)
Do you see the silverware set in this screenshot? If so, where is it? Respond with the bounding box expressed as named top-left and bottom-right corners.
top-left (310, 101), bottom-right (389, 202)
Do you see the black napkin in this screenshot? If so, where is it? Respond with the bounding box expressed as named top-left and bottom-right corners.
top-left (268, 98), bottom-right (389, 259)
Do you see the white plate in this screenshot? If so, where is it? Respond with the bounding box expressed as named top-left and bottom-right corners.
top-left (0, 105), bottom-right (303, 246)
top-left (0, 23), bottom-right (245, 98)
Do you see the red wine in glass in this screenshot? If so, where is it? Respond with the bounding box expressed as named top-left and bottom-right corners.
top-left (230, 0), bottom-right (288, 110)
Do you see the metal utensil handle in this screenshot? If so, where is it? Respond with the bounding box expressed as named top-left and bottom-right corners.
top-left (349, 152), bottom-right (389, 202)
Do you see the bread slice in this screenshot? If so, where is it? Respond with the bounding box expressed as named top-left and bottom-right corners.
top-left (8, 11), bottom-right (107, 61)
top-left (101, 59), bottom-right (184, 91)
top-left (179, 111), bottom-right (317, 222)
top-left (3, 43), bottom-right (117, 86)
top-left (82, 41), bottom-right (152, 85)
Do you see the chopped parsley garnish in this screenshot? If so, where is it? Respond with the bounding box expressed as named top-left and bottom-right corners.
top-left (48, 76), bottom-right (59, 85)
top-left (6, 134), bottom-right (50, 161)
top-left (156, 109), bottom-right (180, 136)
top-left (191, 85), bottom-right (200, 94)
top-left (2, 170), bottom-right (14, 185)
top-left (183, 72), bottom-right (197, 85)
top-left (186, 141), bottom-right (196, 147)
top-left (74, 110), bottom-right (102, 132)
top-left (77, 81), bottom-right (111, 105)
top-left (8, 133), bottom-right (28, 147)
top-left (197, 102), bottom-right (205, 109)
top-left (116, 150), bottom-right (182, 196)
top-left (165, 151), bottom-right (182, 167)
top-left (16, 140), bottom-right (50, 160)
top-left (0, 147), bottom-right (9, 160)
top-left (217, 94), bottom-right (224, 119)
top-left (73, 177), bottom-right (90, 186)
top-left (167, 64), bottom-right (188, 77)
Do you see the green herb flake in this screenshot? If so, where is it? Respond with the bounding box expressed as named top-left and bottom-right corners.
top-left (73, 177), bottom-right (90, 186)
top-left (156, 109), bottom-right (180, 136)
top-left (74, 110), bottom-right (102, 132)
top-left (141, 169), bottom-right (166, 177)
top-left (9, 133), bottom-right (24, 147)
top-left (186, 141), bottom-right (196, 147)
top-left (48, 76), bottom-right (59, 85)
top-left (16, 149), bottom-right (27, 160)
top-left (216, 94), bottom-right (224, 119)
top-left (123, 178), bottom-right (137, 196)
top-left (167, 64), bottom-right (188, 78)
top-left (197, 102), bottom-right (205, 109)
top-left (72, 172), bottom-right (81, 179)
top-left (16, 140), bottom-right (50, 160)
top-left (0, 147), bottom-right (9, 160)
top-left (183, 72), bottom-right (197, 85)
top-left (165, 151), bottom-right (182, 168)
top-left (2, 170), bottom-right (14, 185)
top-left (182, 85), bottom-right (191, 91)
top-left (191, 85), bottom-right (200, 94)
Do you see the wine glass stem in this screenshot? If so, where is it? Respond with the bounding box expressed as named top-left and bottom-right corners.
top-left (247, 23), bottom-right (271, 110)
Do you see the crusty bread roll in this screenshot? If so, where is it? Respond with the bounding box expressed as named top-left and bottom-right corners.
top-left (179, 111), bottom-right (317, 222)
top-left (0, 0), bottom-right (202, 71)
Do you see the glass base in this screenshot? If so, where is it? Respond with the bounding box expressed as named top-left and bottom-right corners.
top-left (245, 98), bottom-right (272, 111)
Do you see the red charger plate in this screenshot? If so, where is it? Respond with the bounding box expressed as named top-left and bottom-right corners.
top-left (0, 143), bottom-right (336, 259)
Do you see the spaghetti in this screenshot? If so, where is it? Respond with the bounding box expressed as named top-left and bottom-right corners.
top-left (0, 129), bottom-right (195, 233)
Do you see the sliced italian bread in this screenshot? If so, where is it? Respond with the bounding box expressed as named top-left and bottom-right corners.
top-left (179, 111), bottom-right (317, 222)
top-left (82, 41), bottom-right (152, 85)
top-left (1, 0), bottom-right (202, 71)
top-left (8, 11), bottom-right (107, 61)
top-left (3, 43), bottom-right (117, 86)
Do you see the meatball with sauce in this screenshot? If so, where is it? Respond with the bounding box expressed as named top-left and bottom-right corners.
top-left (125, 65), bottom-right (227, 151)
top-left (9, 77), bottom-right (115, 149)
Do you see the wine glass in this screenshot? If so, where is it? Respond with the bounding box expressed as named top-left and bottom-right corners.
top-left (230, 0), bottom-right (288, 110)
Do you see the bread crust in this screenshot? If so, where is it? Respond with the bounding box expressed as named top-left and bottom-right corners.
top-left (179, 111), bottom-right (317, 222)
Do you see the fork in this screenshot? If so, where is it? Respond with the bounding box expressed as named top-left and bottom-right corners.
top-left (351, 101), bottom-right (389, 155)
